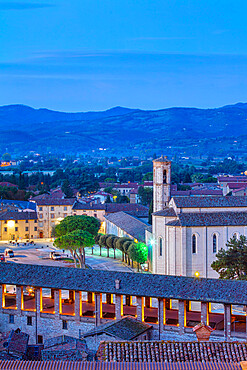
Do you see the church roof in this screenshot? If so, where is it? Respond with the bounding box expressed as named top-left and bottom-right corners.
top-left (166, 211), bottom-right (247, 227)
top-left (172, 196), bottom-right (247, 208)
top-left (152, 208), bottom-right (177, 217)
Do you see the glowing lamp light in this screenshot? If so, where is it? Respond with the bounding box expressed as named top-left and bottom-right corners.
top-left (194, 271), bottom-right (200, 278)
top-left (7, 220), bottom-right (15, 228)
top-left (149, 238), bottom-right (156, 246)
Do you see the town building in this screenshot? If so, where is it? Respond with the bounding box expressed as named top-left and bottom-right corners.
top-left (105, 211), bottom-right (149, 242)
top-left (34, 198), bottom-right (75, 238)
top-left (0, 211), bottom-right (38, 240)
top-left (150, 157), bottom-right (247, 278)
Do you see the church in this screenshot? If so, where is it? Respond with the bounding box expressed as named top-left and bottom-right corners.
top-left (150, 156), bottom-right (247, 278)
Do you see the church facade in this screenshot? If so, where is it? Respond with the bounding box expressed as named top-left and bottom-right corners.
top-left (150, 156), bottom-right (247, 278)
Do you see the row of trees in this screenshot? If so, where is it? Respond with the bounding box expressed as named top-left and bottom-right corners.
top-left (95, 233), bottom-right (148, 271)
top-left (53, 215), bottom-right (148, 271)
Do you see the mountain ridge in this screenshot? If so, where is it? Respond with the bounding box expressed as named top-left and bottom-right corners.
top-left (0, 102), bottom-right (247, 155)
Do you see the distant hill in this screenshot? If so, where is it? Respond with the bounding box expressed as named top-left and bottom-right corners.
top-left (0, 103), bottom-right (247, 155)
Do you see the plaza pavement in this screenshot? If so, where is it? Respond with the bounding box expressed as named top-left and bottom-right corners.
top-left (0, 239), bottom-right (134, 272)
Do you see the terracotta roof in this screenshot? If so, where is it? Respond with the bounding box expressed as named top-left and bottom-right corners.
top-left (218, 176), bottom-right (247, 183)
top-left (0, 361), bottom-right (241, 370)
top-left (105, 211), bottom-right (149, 242)
top-left (166, 212), bottom-right (247, 227)
top-left (0, 182), bottom-right (18, 188)
top-left (172, 196), bottom-right (247, 208)
top-left (72, 202), bottom-right (149, 217)
top-left (84, 316), bottom-right (151, 340)
top-left (2, 263), bottom-right (247, 305)
top-left (35, 198), bottom-right (75, 206)
top-left (0, 211), bottom-right (38, 221)
top-left (98, 341), bottom-right (247, 363)
top-left (227, 183), bottom-right (247, 190)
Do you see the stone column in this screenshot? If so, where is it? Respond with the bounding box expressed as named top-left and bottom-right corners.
top-left (224, 304), bottom-right (231, 340)
top-left (136, 296), bottom-right (144, 321)
top-left (95, 293), bottom-right (102, 326)
top-left (0, 285), bottom-right (3, 313)
top-left (35, 288), bottom-right (41, 316)
top-left (54, 289), bottom-right (61, 318)
top-left (178, 300), bottom-right (186, 334)
top-left (201, 302), bottom-right (209, 325)
top-left (16, 286), bottom-right (23, 313)
top-left (74, 291), bottom-right (81, 322)
top-left (115, 294), bottom-right (122, 320)
top-left (158, 298), bottom-right (164, 337)
top-left (180, 227), bottom-right (187, 276)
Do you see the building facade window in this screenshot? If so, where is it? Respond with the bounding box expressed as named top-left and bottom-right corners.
top-left (15, 220), bottom-right (18, 224)
top-left (51, 214), bottom-right (55, 219)
top-left (15, 227), bottom-right (18, 232)
top-left (192, 234), bottom-right (197, 254)
top-left (213, 234), bottom-right (217, 253)
top-left (4, 227), bottom-right (7, 232)
top-left (27, 316), bottom-right (32, 326)
top-left (25, 220), bottom-right (28, 224)
top-left (64, 214), bottom-right (67, 218)
top-left (34, 227), bottom-right (37, 231)
top-left (25, 227), bottom-right (29, 232)
top-left (62, 320), bottom-right (68, 330)
top-left (39, 207), bottom-right (43, 211)
top-left (9, 314), bottom-right (14, 324)
top-left (64, 206), bottom-right (67, 211)
top-left (159, 237), bottom-right (163, 256)
top-left (39, 214), bottom-right (43, 219)
top-left (38, 335), bottom-right (43, 344)
top-left (34, 219), bottom-right (37, 223)
top-left (51, 207), bottom-right (54, 211)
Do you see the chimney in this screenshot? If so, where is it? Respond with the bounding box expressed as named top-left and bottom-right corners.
top-left (115, 279), bottom-right (120, 290)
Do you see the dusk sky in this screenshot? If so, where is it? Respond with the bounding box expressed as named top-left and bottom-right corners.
top-left (1, 0), bottom-right (247, 111)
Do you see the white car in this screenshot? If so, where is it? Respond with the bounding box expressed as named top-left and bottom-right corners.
top-left (51, 252), bottom-right (61, 260)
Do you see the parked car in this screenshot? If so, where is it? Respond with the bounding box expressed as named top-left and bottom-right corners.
top-left (0, 254), bottom-right (5, 262)
top-left (4, 248), bottom-right (14, 258)
top-left (51, 252), bottom-right (61, 260)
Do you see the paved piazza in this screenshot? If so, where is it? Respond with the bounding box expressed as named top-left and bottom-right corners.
top-left (0, 239), bottom-right (133, 272)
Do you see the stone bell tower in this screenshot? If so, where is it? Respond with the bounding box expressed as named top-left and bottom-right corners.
top-left (153, 155), bottom-right (171, 212)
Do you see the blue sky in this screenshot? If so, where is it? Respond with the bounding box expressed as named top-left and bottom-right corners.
top-left (0, 0), bottom-right (247, 111)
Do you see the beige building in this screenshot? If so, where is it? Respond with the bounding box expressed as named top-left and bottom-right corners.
top-left (150, 156), bottom-right (247, 278)
top-left (0, 211), bottom-right (38, 240)
top-left (34, 199), bottom-right (75, 238)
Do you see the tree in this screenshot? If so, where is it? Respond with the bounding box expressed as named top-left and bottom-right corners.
top-left (211, 235), bottom-right (247, 279)
top-left (54, 230), bottom-right (94, 268)
top-left (62, 179), bottom-right (74, 198)
top-left (123, 240), bottom-right (133, 264)
top-left (106, 235), bottom-right (118, 259)
top-left (116, 237), bottom-right (132, 262)
top-left (55, 215), bottom-right (100, 238)
top-left (54, 215), bottom-right (100, 268)
top-left (128, 242), bottom-right (148, 272)
top-left (105, 194), bottom-right (112, 203)
top-left (94, 233), bottom-right (103, 255)
top-left (138, 187), bottom-right (153, 206)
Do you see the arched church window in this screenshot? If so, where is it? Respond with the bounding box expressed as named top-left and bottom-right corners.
top-left (192, 234), bottom-right (197, 254)
top-left (233, 232), bottom-right (239, 240)
top-left (163, 170), bottom-right (167, 184)
top-left (159, 237), bottom-right (163, 256)
top-left (213, 234), bottom-right (217, 253)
